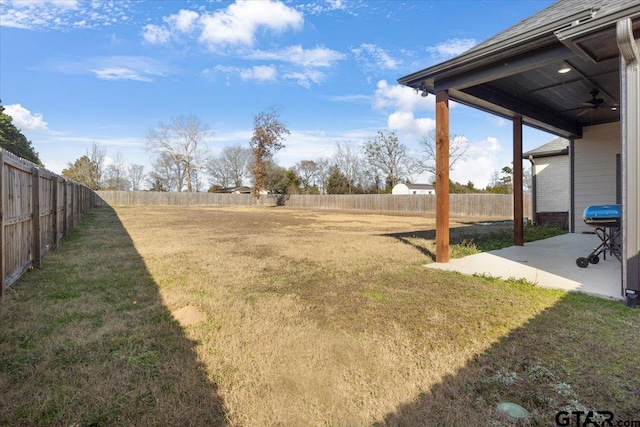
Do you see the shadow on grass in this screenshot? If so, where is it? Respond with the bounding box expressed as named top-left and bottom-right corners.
top-left (373, 290), bottom-right (639, 426)
top-left (380, 223), bottom-right (513, 262)
top-left (0, 206), bottom-right (228, 426)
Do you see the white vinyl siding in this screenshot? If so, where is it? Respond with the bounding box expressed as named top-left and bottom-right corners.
top-left (573, 122), bottom-right (621, 233)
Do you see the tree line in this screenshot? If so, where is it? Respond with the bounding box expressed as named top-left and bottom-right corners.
top-left (1, 102), bottom-right (527, 195)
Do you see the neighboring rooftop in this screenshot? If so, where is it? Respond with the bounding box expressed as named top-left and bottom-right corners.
top-left (523, 137), bottom-right (570, 158)
top-left (404, 183), bottom-right (435, 190)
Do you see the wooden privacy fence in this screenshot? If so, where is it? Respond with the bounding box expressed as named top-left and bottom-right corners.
top-left (0, 149), bottom-right (94, 296)
top-left (96, 191), bottom-right (531, 218)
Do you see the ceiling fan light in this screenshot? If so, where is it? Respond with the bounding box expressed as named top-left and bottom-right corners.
top-left (557, 66), bottom-right (572, 74)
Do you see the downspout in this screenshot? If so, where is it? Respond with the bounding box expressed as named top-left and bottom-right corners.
top-left (616, 18), bottom-right (640, 301)
top-left (528, 155), bottom-right (537, 225)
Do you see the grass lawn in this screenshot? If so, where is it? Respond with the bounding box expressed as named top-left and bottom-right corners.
top-left (0, 206), bottom-right (638, 426)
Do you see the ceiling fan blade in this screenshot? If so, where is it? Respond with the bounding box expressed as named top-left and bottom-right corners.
top-left (576, 108), bottom-right (591, 117)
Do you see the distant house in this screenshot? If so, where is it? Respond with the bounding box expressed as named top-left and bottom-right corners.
top-left (523, 137), bottom-right (570, 228)
top-left (214, 186), bottom-right (253, 194)
top-left (392, 183), bottom-right (435, 195)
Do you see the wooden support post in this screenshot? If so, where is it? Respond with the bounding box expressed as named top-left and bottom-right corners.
top-left (513, 116), bottom-right (524, 246)
top-left (0, 151), bottom-right (5, 297)
top-left (32, 167), bottom-right (41, 269)
top-left (436, 91), bottom-right (450, 262)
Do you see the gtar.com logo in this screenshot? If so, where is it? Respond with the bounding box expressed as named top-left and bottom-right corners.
top-left (555, 411), bottom-right (640, 427)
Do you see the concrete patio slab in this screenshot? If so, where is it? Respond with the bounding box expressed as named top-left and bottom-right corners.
top-left (427, 233), bottom-right (623, 300)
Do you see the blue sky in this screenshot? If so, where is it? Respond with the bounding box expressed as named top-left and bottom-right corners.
top-left (1, 0), bottom-right (557, 188)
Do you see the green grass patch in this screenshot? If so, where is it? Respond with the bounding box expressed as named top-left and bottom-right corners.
top-left (450, 224), bottom-right (568, 257)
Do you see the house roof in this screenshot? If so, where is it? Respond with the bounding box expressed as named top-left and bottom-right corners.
top-left (403, 183), bottom-right (434, 190)
top-left (215, 186), bottom-right (252, 193)
top-left (522, 137), bottom-right (570, 158)
top-left (398, 0), bottom-right (640, 139)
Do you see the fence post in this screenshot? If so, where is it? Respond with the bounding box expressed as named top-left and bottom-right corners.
top-left (0, 151), bottom-right (5, 296)
top-left (32, 167), bottom-right (41, 269)
top-left (69, 183), bottom-right (75, 230)
top-left (62, 180), bottom-right (68, 237)
top-left (52, 176), bottom-right (58, 248)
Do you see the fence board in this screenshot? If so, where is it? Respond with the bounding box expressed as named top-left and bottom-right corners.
top-left (0, 149), bottom-right (94, 296)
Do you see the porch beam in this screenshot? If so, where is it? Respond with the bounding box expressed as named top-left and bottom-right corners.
top-left (435, 91), bottom-right (450, 263)
top-left (513, 116), bottom-right (524, 246)
top-left (434, 44), bottom-right (573, 92)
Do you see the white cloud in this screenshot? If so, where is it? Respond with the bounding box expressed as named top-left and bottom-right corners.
top-left (165, 9), bottom-right (199, 33)
top-left (90, 67), bottom-right (152, 82)
top-left (7, 0), bottom-right (78, 9)
top-left (247, 45), bottom-right (345, 67)
top-left (142, 9), bottom-right (199, 44)
top-left (490, 117), bottom-right (508, 127)
top-left (352, 43), bottom-right (401, 71)
top-left (321, 94), bottom-right (371, 104)
top-left (213, 65), bottom-right (278, 82)
top-left (283, 69), bottom-right (325, 88)
top-left (142, 1), bottom-right (303, 50)
top-left (449, 136), bottom-right (506, 188)
top-left (240, 65), bottom-right (278, 82)
top-left (387, 111), bottom-right (435, 137)
top-left (1, 0), bottom-right (132, 30)
top-left (373, 79), bottom-right (434, 112)
top-left (426, 38), bottom-right (477, 58)
top-left (199, 0), bottom-right (303, 48)
top-left (142, 24), bottom-right (171, 44)
top-left (4, 104), bottom-right (48, 131)
top-left (46, 56), bottom-right (172, 82)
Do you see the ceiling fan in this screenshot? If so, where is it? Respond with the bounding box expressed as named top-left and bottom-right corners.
top-left (576, 89), bottom-right (618, 116)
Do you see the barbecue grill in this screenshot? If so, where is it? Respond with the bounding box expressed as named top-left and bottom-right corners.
top-left (576, 204), bottom-right (621, 268)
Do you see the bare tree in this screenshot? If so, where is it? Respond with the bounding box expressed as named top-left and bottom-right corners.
top-left (295, 160), bottom-right (320, 192)
top-left (146, 114), bottom-right (211, 192)
top-left (250, 107), bottom-right (290, 195)
top-left (417, 131), bottom-right (469, 176)
top-left (61, 142), bottom-right (105, 190)
top-left (315, 157), bottom-right (331, 194)
top-left (207, 145), bottom-right (252, 188)
top-left (129, 164), bottom-right (146, 191)
top-left (103, 152), bottom-right (130, 190)
top-left (364, 130), bottom-right (414, 191)
top-left (148, 152), bottom-right (184, 192)
top-left (332, 142), bottom-right (363, 194)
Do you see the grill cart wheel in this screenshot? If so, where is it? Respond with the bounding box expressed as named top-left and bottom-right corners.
top-left (576, 257), bottom-right (589, 268)
top-left (588, 255), bottom-right (600, 264)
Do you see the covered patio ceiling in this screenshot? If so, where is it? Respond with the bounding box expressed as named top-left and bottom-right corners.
top-left (398, 3), bottom-right (640, 139)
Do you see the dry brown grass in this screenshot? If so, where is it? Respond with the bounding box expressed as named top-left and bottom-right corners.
top-left (1, 205), bottom-right (638, 426)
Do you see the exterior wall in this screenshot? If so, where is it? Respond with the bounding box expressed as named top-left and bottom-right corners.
top-left (573, 122), bottom-right (621, 233)
top-left (391, 184), bottom-right (435, 195)
top-left (392, 184), bottom-right (409, 195)
top-left (534, 155), bottom-right (570, 212)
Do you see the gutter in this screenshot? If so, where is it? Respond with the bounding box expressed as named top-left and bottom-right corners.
top-left (521, 148), bottom-right (570, 159)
